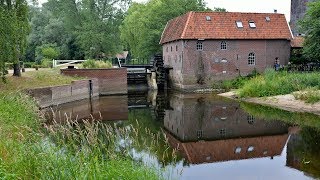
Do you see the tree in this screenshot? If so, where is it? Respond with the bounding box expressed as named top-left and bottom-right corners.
top-left (25, 0), bottom-right (129, 61)
top-left (300, 1), bottom-right (320, 61)
top-left (213, 7), bottom-right (226, 12)
top-left (0, 0), bottom-right (30, 78)
top-left (120, 0), bottom-right (210, 60)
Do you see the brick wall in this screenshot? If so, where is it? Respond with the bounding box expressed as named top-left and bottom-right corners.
top-left (163, 39), bottom-right (291, 90)
top-left (61, 68), bottom-right (127, 95)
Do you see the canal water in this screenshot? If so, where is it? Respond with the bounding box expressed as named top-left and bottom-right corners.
top-left (44, 91), bottom-right (320, 180)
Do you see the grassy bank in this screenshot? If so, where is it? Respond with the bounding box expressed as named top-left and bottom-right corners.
top-left (225, 69), bottom-right (320, 102)
top-left (0, 70), bottom-right (160, 179)
top-left (0, 69), bottom-right (83, 92)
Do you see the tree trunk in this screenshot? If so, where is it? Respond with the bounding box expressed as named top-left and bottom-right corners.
top-left (13, 63), bottom-right (21, 77)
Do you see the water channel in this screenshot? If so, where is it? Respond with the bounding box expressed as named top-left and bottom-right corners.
top-left (44, 91), bottom-right (320, 179)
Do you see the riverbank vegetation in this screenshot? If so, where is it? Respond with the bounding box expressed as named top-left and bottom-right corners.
top-left (223, 69), bottom-right (320, 103)
top-left (0, 70), bottom-right (161, 179)
top-left (239, 69), bottom-right (320, 97)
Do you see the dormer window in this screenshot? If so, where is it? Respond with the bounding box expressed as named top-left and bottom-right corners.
top-left (249, 21), bottom-right (256, 28)
top-left (266, 16), bottom-right (271, 22)
top-left (206, 16), bottom-right (211, 21)
top-left (236, 21), bottom-right (243, 28)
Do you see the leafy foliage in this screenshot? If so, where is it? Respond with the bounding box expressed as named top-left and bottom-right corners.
top-left (26, 0), bottom-right (130, 62)
top-left (300, 1), bottom-right (320, 61)
top-left (81, 59), bottom-right (112, 68)
top-left (120, 0), bottom-right (210, 59)
top-left (0, 0), bottom-right (30, 78)
top-left (238, 69), bottom-right (320, 97)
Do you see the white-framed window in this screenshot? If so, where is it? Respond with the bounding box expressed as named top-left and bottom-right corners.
top-left (176, 45), bottom-right (178, 51)
top-left (166, 47), bottom-right (168, 52)
top-left (247, 146), bottom-right (254, 152)
top-left (235, 147), bottom-right (242, 154)
top-left (249, 21), bottom-right (256, 28)
top-left (236, 21), bottom-right (243, 28)
top-left (196, 41), bottom-right (203, 51)
top-left (248, 52), bottom-right (255, 65)
top-left (171, 46), bottom-right (173, 52)
top-left (221, 41), bottom-right (227, 50)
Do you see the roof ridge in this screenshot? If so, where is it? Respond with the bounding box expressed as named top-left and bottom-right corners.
top-left (181, 11), bottom-right (193, 39)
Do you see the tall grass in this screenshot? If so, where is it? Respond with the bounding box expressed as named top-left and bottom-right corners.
top-left (293, 89), bottom-right (320, 104)
top-left (0, 69), bottom-right (83, 93)
top-left (81, 59), bottom-right (112, 69)
top-left (0, 92), bottom-right (163, 179)
top-left (238, 69), bottom-right (320, 97)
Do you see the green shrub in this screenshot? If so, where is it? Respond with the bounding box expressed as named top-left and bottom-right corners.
top-left (239, 69), bottom-right (320, 97)
top-left (81, 59), bottom-right (112, 69)
top-left (222, 76), bottom-right (249, 90)
top-left (24, 62), bottom-right (35, 68)
top-left (293, 89), bottom-right (320, 104)
top-left (41, 58), bottom-right (53, 68)
top-left (5, 63), bottom-right (13, 70)
top-left (222, 69), bottom-right (259, 90)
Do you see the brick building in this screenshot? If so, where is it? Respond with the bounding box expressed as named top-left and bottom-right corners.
top-left (160, 11), bottom-right (292, 90)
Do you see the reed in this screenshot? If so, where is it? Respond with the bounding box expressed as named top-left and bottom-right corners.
top-left (0, 92), bottom-right (169, 179)
top-left (238, 69), bottom-right (320, 98)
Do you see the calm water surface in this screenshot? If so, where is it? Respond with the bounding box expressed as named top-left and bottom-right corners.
top-left (45, 91), bottom-right (320, 180)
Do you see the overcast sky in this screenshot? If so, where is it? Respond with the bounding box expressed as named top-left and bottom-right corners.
top-left (38, 0), bottom-right (291, 20)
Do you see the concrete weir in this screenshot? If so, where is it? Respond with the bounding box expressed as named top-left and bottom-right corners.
top-left (27, 79), bottom-right (99, 108)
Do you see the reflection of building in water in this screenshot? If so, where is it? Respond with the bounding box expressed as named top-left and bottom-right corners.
top-left (166, 132), bottom-right (288, 164)
top-left (45, 96), bottom-right (128, 122)
top-left (164, 94), bottom-right (289, 164)
top-left (164, 94), bottom-right (289, 141)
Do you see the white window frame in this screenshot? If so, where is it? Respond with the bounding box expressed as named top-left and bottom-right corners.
top-left (249, 21), bottom-right (256, 28)
top-left (248, 52), bottom-right (255, 65)
top-left (236, 21), bottom-right (243, 28)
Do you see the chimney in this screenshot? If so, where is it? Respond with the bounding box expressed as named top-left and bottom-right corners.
top-left (274, 9), bottom-right (278, 13)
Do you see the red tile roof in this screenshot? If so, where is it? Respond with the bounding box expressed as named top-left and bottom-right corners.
top-left (160, 11), bottom-right (293, 44)
top-left (291, 36), bottom-right (304, 48)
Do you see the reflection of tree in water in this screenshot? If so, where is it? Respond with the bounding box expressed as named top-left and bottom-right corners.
top-left (241, 101), bottom-right (320, 178)
top-left (294, 127), bottom-right (320, 178)
top-left (125, 109), bottom-right (183, 166)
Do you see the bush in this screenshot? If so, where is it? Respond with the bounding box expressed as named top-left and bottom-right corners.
top-left (238, 69), bottom-right (320, 97)
top-left (5, 63), bottom-right (13, 69)
top-left (24, 62), bottom-right (35, 68)
top-left (41, 58), bottom-right (53, 68)
top-left (293, 89), bottom-right (320, 104)
top-left (221, 69), bottom-right (259, 90)
top-left (81, 59), bottom-right (112, 69)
